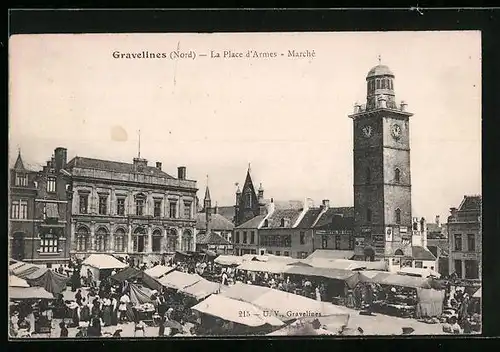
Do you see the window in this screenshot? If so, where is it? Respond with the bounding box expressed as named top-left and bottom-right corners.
top-left (95, 228), bottom-right (108, 252)
top-left (322, 236), bottom-right (328, 249)
top-left (284, 251), bottom-right (290, 257)
top-left (47, 177), bottom-right (56, 193)
top-left (395, 209), bottom-right (401, 224)
top-left (117, 198), bottom-right (125, 216)
top-left (152, 230), bottom-right (162, 252)
top-left (454, 234), bottom-right (462, 251)
top-left (114, 229), bottom-right (126, 252)
top-left (275, 251), bottom-right (281, 256)
top-left (366, 168), bottom-right (371, 184)
top-left (376, 79), bottom-right (381, 89)
top-left (136, 198), bottom-right (145, 216)
top-left (154, 200), bottom-right (162, 218)
top-left (183, 201), bottom-right (191, 219)
top-left (467, 234), bottom-right (475, 252)
top-left (454, 259), bottom-right (463, 278)
top-left (11, 200), bottom-right (27, 219)
top-left (430, 266), bottom-right (434, 271)
top-left (300, 232), bottom-right (305, 245)
top-left (280, 218), bottom-right (285, 227)
top-left (79, 194), bottom-right (89, 214)
top-left (263, 220), bottom-right (269, 227)
top-left (169, 202), bottom-right (177, 218)
top-left (98, 195), bottom-right (108, 215)
top-left (235, 231), bottom-right (240, 244)
top-left (243, 231), bottom-right (248, 244)
top-left (382, 79), bottom-right (387, 89)
top-left (76, 227), bottom-right (89, 251)
top-left (335, 235), bottom-right (341, 250)
top-left (367, 209), bottom-right (372, 222)
top-left (15, 173), bottom-right (28, 186)
top-left (182, 231), bottom-right (192, 252)
top-left (394, 168), bottom-right (401, 183)
top-left (250, 231), bottom-right (255, 244)
top-left (414, 261), bottom-right (423, 268)
top-left (464, 260), bottom-right (479, 279)
top-left (268, 250), bottom-right (273, 255)
top-left (167, 230), bottom-right (178, 252)
top-left (246, 193), bottom-right (252, 208)
top-left (40, 231), bottom-right (58, 253)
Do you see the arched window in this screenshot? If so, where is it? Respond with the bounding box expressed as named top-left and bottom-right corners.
top-left (114, 228), bottom-right (126, 252)
top-left (376, 79), bottom-right (381, 89)
top-left (152, 229), bottom-right (162, 252)
top-left (394, 168), bottom-right (401, 183)
top-left (366, 208), bottom-right (372, 222)
top-left (95, 227), bottom-right (109, 252)
top-left (366, 168), bottom-right (371, 184)
top-left (133, 227), bottom-right (147, 253)
top-left (76, 226), bottom-right (89, 251)
top-left (280, 218), bottom-right (285, 227)
top-left (395, 208), bottom-right (401, 224)
top-left (263, 219), bottom-right (269, 227)
top-left (167, 229), bottom-right (178, 252)
top-left (394, 249), bottom-right (404, 256)
top-left (382, 79), bottom-right (387, 89)
top-left (182, 230), bottom-right (192, 252)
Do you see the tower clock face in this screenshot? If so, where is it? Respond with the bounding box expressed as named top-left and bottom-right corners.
top-left (391, 123), bottom-right (402, 140)
top-left (361, 125), bottom-right (373, 138)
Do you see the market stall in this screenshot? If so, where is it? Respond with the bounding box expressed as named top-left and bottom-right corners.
top-left (109, 266), bottom-right (163, 291)
top-left (191, 294), bottom-right (284, 335)
top-left (214, 255), bottom-right (244, 266)
top-left (398, 267), bottom-right (441, 278)
top-left (9, 261), bottom-right (44, 280)
top-left (9, 275), bottom-right (30, 288)
top-left (179, 278), bottom-right (221, 300)
top-left (81, 254), bottom-right (128, 282)
top-left (9, 286), bottom-right (54, 300)
top-left (144, 265), bottom-right (175, 280)
top-left (25, 268), bottom-right (69, 295)
top-left (236, 260), bottom-right (289, 275)
top-left (158, 271), bottom-right (203, 291)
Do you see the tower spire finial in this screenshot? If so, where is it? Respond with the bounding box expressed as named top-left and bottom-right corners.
top-left (378, 54), bottom-right (382, 65)
top-left (138, 129), bottom-right (141, 158)
top-left (248, 162), bottom-right (251, 173)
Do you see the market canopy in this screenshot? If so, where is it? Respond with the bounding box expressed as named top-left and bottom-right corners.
top-left (25, 269), bottom-right (69, 295)
top-left (9, 286), bottom-right (54, 300)
top-left (214, 255), bottom-right (244, 266)
top-left (82, 254), bottom-right (128, 270)
top-left (284, 266), bottom-right (361, 288)
top-left (306, 250), bottom-right (355, 260)
top-left (237, 260), bottom-right (289, 274)
top-left (301, 258), bottom-right (387, 271)
top-left (128, 283), bottom-right (155, 305)
top-left (220, 282), bottom-right (272, 303)
top-left (398, 267), bottom-right (441, 278)
top-left (9, 261), bottom-right (44, 279)
top-left (360, 271), bottom-right (433, 289)
top-left (178, 278), bottom-right (221, 300)
top-left (191, 294), bottom-right (284, 327)
top-left (158, 271), bottom-right (202, 290)
top-left (9, 275), bottom-right (30, 288)
top-left (144, 265), bottom-right (175, 279)
top-left (109, 266), bottom-right (163, 291)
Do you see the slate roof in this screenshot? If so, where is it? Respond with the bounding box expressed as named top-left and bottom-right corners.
top-left (314, 208), bottom-right (355, 229)
top-left (458, 195), bottom-right (482, 211)
top-left (262, 199), bottom-right (303, 210)
top-left (236, 215), bottom-right (266, 229)
top-left (66, 157), bottom-right (175, 179)
top-left (13, 153), bottom-right (26, 170)
top-left (411, 246), bottom-right (436, 261)
top-left (215, 206), bottom-right (236, 222)
top-left (263, 208), bottom-right (303, 229)
top-left (196, 232), bottom-right (232, 245)
top-left (195, 213), bottom-right (234, 231)
top-left (296, 208), bottom-right (322, 229)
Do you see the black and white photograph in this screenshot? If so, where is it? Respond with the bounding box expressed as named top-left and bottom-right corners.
top-left (8, 30), bottom-right (482, 338)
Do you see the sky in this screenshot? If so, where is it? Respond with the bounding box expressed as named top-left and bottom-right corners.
top-left (9, 31), bottom-right (481, 222)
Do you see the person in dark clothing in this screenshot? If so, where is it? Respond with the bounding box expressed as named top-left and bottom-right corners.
top-left (158, 314), bottom-right (166, 337)
top-left (87, 317), bottom-right (102, 337)
top-left (59, 321), bottom-right (69, 337)
top-left (75, 289), bottom-right (83, 306)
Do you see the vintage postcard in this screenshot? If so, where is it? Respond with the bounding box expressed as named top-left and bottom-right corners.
top-left (8, 31), bottom-right (481, 338)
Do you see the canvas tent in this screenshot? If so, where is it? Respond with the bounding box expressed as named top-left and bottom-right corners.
top-left (398, 267), bottom-right (441, 278)
top-left (415, 288), bottom-right (446, 318)
top-left (9, 261), bottom-right (43, 279)
top-left (128, 283), bottom-right (155, 305)
top-left (237, 260), bottom-right (289, 274)
top-left (285, 266), bottom-right (361, 289)
top-left (9, 275), bottom-right (30, 288)
top-left (82, 254), bottom-right (128, 281)
top-left (306, 250), bottom-right (355, 260)
top-left (144, 265), bottom-right (175, 279)
top-left (9, 286), bottom-right (54, 300)
top-left (158, 271), bottom-right (202, 290)
top-left (109, 266), bottom-right (163, 291)
top-left (192, 294), bottom-right (284, 327)
top-left (214, 255), bottom-right (244, 266)
top-left (179, 278), bottom-right (221, 300)
top-left (220, 281), bottom-right (271, 303)
top-left (25, 268), bottom-right (69, 295)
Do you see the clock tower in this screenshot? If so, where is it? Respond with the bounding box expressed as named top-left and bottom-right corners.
top-left (349, 61), bottom-right (413, 261)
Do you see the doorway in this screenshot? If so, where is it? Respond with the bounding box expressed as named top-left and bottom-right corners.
top-left (11, 233), bottom-right (25, 260)
top-left (137, 235), bottom-right (145, 253)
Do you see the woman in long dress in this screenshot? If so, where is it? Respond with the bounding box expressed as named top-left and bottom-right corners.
top-left (102, 299), bottom-right (112, 327)
top-left (110, 296), bottom-right (118, 326)
top-left (80, 299), bottom-right (91, 322)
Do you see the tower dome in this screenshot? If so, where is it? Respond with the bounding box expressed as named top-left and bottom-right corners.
top-left (366, 64), bottom-right (394, 79)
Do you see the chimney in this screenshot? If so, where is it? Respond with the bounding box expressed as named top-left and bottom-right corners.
top-left (177, 166), bottom-right (186, 180)
top-left (213, 203), bottom-right (218, 214)
top-left (435, 215), bottom-right (440, 227)
top-left (54, 147), bottom-right (67, 171)
top-left (322, 199), bottom-right (330, 209)
top-left (156, 162), bottom-right (162, 170)
top-left (400, 101), bottom-right (407, 112)
top-left (133, 157), bottom-right (148, 170)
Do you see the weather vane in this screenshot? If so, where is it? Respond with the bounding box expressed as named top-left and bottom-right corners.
top-left (378, 55), bottom-right (382, 64)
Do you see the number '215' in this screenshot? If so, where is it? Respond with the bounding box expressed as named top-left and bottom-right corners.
top-left (239, 311), bottom-right (250, 317)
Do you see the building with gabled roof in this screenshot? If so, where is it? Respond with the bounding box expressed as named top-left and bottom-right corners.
top-left (313, 203), bottom-right (355, 253)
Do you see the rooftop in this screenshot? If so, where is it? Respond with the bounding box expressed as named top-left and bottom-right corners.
top-left (196, 232), bottom-right (232, 246)
top-left (235, 215), bottom-right (266, 229)
top-left (196, 213), bottom-right (234, 231)
top-left (263, 208), bottom-right (304, 229)
top-left (411, 246), bottom-right (436, 261)
top-left (296, 208), bottom-right (323, 229)
top-left (367, 64), bottom-right (394, 78)
top-left (458, 195), bottom-right (482, 212)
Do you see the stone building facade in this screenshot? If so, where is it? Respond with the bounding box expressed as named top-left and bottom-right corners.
top-left (9, 148), bottom-right (72, 266)
top-left (65, 155), bottom-right (197, 264)
top-left (447, 195), bottom-right (482, 280)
